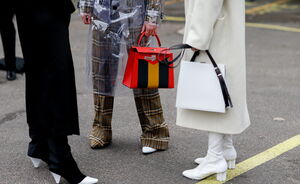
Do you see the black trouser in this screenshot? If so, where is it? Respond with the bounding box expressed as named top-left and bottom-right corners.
top-left (0, 8), bottom-right (16, 71)
top-left (14, 3), bottom-right (83, 183)
top-left (16, 6), bottom-right (79, 137)
top-left (28, 135), bottom-right (85, 184)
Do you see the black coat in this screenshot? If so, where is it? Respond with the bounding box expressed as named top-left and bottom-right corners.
top-left (15, 0), bottom-right (80, 136)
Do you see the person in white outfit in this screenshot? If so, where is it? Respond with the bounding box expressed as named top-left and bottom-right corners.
top-left (176, 0), bottom-right (251, 181)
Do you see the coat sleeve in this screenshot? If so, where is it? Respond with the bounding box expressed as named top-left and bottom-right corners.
top-left (145, 0), bottom-right (163, 24)
top-left (184, 0), bottom-right (224, 50)
top-left (79, 0), bottom-right (95, 14)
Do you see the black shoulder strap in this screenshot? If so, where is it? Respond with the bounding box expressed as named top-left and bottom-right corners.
top-left (191, 50), bottom-right (233, 108)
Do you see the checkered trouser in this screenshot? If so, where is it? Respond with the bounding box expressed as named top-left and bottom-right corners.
top-left (90, 89), bottom-right (169, 149)
top-left (90, 23), bottom-right (169, 149)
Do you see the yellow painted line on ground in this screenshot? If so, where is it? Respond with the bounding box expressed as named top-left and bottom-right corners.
top-left (165, 16), bottom-right (185, 22)
top-left (196, 134), bottom-right (300, 184)
top-left (165, 0), bottom-right (184, 6)
top-left (245, 0), bottom-right (290, 15)
top-left (166, 0), bottom-right (257, 7)
top-left (166, 0), bottom-right (256, 7)
top-left (245, 2), bottom-right (257, 6)
top-left (246, 23), bottom-right (300, 33)
top-left (165, 16), bottom-right (300, 33)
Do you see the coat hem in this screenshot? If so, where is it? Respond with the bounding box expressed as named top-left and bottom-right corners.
top-left (176, 122), bottom-right (250, 135)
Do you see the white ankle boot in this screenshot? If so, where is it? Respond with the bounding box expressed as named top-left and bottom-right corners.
top-left (183, 133), bottom-right (228, 181)
top-left (142, 147), bottom-right (157, 154)
top-left (29, 157), bottom-right (42, 168)
top-left (223, 134), bottom-right (237, 169)
top-left (194, 134), bottom-right (237, 169)
top-left (50, 172), bottom-right (98, 184)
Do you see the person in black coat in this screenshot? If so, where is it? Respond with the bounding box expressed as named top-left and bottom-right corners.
top-left (0, 3), bottom-right (17, 80)
top-left (14, 0), bottom-right (98, 183)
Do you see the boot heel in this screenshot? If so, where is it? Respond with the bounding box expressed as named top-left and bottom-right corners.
top-left (216, 171), bottom-right (227, 181)
top-left (227, 159), bottom-right (236, 169)
top-left (50, 172), bottom-right (61, 184)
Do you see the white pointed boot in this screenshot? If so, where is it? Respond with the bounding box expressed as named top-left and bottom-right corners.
top-left (79, 177), bottom-right (99, 184)
top-left (29, 157), bottom-right (42, 168)
top-left (50, 172), bottom-right (98, 184)
top-left (183, 132), bottom-right (228, 181)
top-left (142, 147), bottom-right (158, 154)
top-left (50, 172), bottom-right (61, 184)
top-left (194, 134), bottom-right (237, 169)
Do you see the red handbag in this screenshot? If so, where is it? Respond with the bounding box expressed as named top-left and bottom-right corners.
top-left (122, 33), bottom-right (174, 89)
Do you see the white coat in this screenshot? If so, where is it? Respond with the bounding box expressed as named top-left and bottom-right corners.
top-left (176, 0), bottom-right (251, 134)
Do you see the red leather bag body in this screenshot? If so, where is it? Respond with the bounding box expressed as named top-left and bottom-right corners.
top-left (122, 33), bottom-right (174, 89)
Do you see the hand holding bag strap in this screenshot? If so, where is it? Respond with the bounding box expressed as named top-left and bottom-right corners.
top-left (191, 50), bottom-right (233, 108)
top-left (138, 32), bottom-right (162, 47)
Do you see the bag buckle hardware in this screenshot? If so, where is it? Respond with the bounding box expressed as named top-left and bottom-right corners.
top-left (144, 55), bottom-right (156, 61)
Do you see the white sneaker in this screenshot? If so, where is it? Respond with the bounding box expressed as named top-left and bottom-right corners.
top-left (142, 147), bottom-right (157, 154)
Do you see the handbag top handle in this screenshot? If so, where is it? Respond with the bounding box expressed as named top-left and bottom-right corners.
top-left (138, 32), bottom-right (162, 47)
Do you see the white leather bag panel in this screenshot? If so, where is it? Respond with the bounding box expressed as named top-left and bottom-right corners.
top-left (176, 61), bottom-right (226, 113)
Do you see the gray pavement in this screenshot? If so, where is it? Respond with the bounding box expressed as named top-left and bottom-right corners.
top-left (0, 0), bottom-right (300, 184)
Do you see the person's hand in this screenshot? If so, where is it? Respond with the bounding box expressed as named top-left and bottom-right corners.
top-left (81, 13), bottom-right (92, 24)
top-left (141, 22), bottom-right (158, 36)
top-left (192, 48), bottom-right (199, 52)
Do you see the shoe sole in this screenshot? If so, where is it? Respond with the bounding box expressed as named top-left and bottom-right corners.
top-left (183, 171), bottom-right (227, 181)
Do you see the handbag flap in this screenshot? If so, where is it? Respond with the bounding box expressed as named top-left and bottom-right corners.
top-left (131, 47), bottom-right (172, 65)
top-left (132, 46), bottom-right (170, 54)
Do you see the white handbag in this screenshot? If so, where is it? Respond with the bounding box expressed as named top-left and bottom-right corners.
top-left (176, 50), bottom-right (233, 113)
